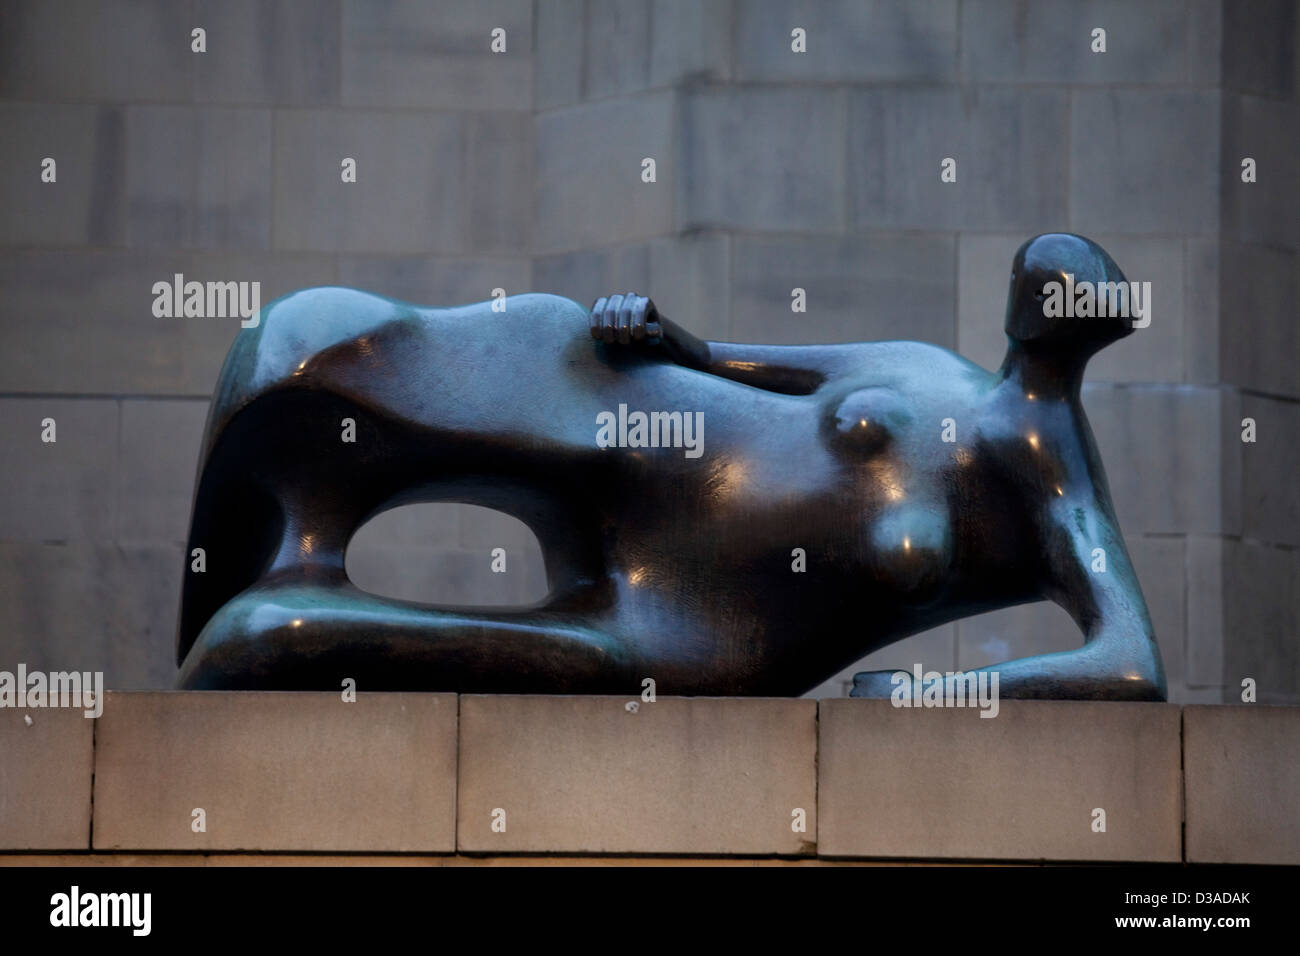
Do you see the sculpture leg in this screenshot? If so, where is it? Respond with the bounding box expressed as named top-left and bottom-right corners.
top-left (176, 576), bottom-right (635, 693)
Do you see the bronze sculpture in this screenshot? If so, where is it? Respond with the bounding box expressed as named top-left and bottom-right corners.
top-left (176, 233), bottom-right (1166, 700)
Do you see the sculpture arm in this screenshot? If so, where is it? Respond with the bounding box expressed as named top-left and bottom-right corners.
top-left (853, 434), bottom-right (1166, 701)
top-left (931, 492), bottom-right (1162, 699)
top-left (1023, 490), bottom-right (1165, 696)
top-left (591, 294), bottom-right (841, 395)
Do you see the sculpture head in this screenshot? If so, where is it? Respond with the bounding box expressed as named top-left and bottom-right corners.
top-left (1004, 233), bottom-right (1135, 359)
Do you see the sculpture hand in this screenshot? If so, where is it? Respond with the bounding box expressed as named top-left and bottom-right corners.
top-left (590, 293), bottom-right (662, 345)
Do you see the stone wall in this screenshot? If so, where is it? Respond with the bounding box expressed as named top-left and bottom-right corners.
top-left (0, 2), bottom-right (1294, 701)
top-left (1217, 1), bottom-right (1300, 705)
top-left (2, 695), bottom-right (1297, 864)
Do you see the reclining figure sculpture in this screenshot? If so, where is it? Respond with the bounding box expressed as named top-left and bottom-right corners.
top-left (177, 233), bottom-right (1166, 700)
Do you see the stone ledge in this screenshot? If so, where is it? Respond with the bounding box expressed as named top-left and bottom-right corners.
top-left (0, 708), bottom-right (94, 850)
top-left (0, 854), bottom-right (985, 867)
top-left (818, 699), bottom-right (1183, 862)
top-left (1184, 705), bottom-right (1300, 865)
top-left (458, 696), bottom-right (817, 855)
top-left (1, 695), bottom-right (1296, 861)
top-left (90, 692), bottom-right (458, 853)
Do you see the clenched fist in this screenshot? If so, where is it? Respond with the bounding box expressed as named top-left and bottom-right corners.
top-left (589, 293), bottom-right (662, 345)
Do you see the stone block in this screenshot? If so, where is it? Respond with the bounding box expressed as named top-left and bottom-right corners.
top-left (1223, 0), bottom-right (1297, 96)
top-left (1081, 384), bottom-right (1237, 536)
top-left (1186, 535), bottom-right (1225, 689)
top-left (0, 104), bottom-right (123, 246)
top-left (536, 0), bottom-right (584, 109)
top-left (535, 92), bottom-right (674, 252)
top-left (192, 0), bottom-right (341, 105)
top-left (1223, 541), bottom-right (1300, 703)
top-left (818, 699), bottom-right (1182, 861)
top-left (273, 109), bottom-right (468, 255)
top-left (465, 112), bottom-right (534, 255)
top-left (735, 0), bottom-right (957, 82)
top-left (125, 107), bottom-right (273, 250)
top-left (0, 0), bottom-right (191, 101)
top-left (0, 708), bottom-right (94, 850)
top-left (731, 233), bottom-right (955, 346)
top-left (0, 249), bottom-right (336, 395)
top-left (1184, 705), bottom-right (1300, 863)
top-left (92, 692), bottom-right (459, 851)
top-left (850, 88), bottom-right (1068, 233)
top-left (341, 0), bottom-right (532, 110)
top-left (0, 398), bottom-right (119, 542)
top-left (1069, 90), bottom-right (1220, 236)
top-left (955, 233), bottom-right (1021, 374)
top-left (336, 256), bottom-right (530, 307)
top-left (585, 0), bottom-right (651, 99)
top-left (650, 0), bottom-right (732, 87)
top-left (1219, 242), bottom-right (1298, 400)
top-left (0, 542), bottom-right (183, 691)
top-left (457, 696), bottom-right (817, 854)
top-left (533, 245), bottom-right (650, 307)
top-left (961, 0), bottom-right (1188, 84)
top-left (1186, 0), bottom-right (1223, 88)
top-left (680, 87), bottom-right (845, 233)
top-left (1220, 95), bottom-right (1299, 250)
top-left (1239, 393), bottom-right (1300, 548)
top-left (1183, 238), bottom-right (1220, 384)
top-left (117, 400), bottom-right (209, 544)
top-left (646, 233), bottom-right (730, 340)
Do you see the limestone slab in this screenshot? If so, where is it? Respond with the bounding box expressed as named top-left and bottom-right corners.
top-left (92, 692), bottom-right (457, 852)
top-left (340, 0), bottom-right (532, 111)
top-left (0, 708), bottom-right (94, 850)
top-left (818, 699), bottom-right (1181, 861)
top-left (457, 696), bottom-right (816, 855)
top-left (736, 0), bottom-right (957, 82)
top-left (679, 87), bottom-right (845, 233)
top-left (535, 92), bottom-right (674, 253)
top-left (850, 88), bottom-right (1067, 233)
top-left (1184, 705), bottom-right (1300, 864)
top-left (273, 109), bottom-right (468, 255)
top-left (731, 233), bottom-right (956, 347)
top-left (0, 542), bottom-right (182, 691)
top-left (1223, 542), bottom-right (1300, 703)
top-left (961, 0), bottom-right (1189, 85)
top-left (1069, 90), bottom-right (1220, 236)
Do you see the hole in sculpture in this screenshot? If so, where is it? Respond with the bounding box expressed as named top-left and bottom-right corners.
top-left (345, 503), bottom-right (548, 606)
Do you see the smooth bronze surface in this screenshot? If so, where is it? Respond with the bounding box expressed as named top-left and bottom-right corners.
top-left (177, 233), bottom-right (1165, 700)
